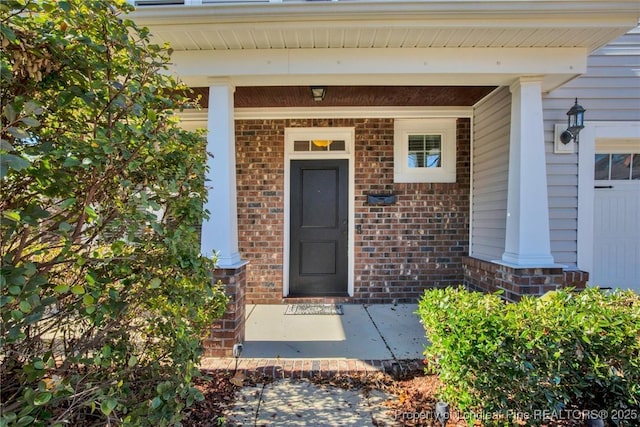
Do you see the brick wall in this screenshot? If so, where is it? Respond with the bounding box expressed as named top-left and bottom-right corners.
top-left (236, 120), bottom-right (286, 304)
top-left (235, 118), bottom-right (471, 304)
top-left (204, 265), bottom-right (247, 356)
top-left (463, 257), bottom-right (589, 302)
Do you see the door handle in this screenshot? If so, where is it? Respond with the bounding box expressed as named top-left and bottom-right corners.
top-left (594, 185), bottom-right (614, 189)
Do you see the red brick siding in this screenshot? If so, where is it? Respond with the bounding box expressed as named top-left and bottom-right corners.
top-left (204, 265), bottom-right (247, 356)
top-left (236, 120), bottom-right (286, 304)
top-left (235, 118), bottom-right (471, 304)
top-left (463, 257), bottom-right (589, 302)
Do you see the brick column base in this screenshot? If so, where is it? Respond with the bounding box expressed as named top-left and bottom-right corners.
top-left (463, 257), bottom-right (588, 302)
top-left (203, 264), bottom-right (247, 357)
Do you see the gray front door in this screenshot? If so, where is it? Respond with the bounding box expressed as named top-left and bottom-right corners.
top-left (289, 160), bottom-right (348, 296)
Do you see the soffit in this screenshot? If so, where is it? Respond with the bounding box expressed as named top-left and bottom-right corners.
top-left (189, 86), bottom-right (496, 108)
top-left (131, 1), bottom-right (640, 53)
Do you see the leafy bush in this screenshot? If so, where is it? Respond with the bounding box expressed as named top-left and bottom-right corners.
top-left (418, 286), bottom-right (640, 426)
top-left (1, 0), bottom-right (227, 425)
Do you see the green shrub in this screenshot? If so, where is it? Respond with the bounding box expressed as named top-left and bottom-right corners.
top-left (1, 1), bottom-right (228, 425)
top-left (417, 286), bottom-right (640, 426)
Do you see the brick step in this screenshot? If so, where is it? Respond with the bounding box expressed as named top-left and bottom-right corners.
top-left (200, 358), bottom-right (423, 379)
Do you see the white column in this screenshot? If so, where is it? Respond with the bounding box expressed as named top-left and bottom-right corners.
top-left (201, 81), bottom-right (243, 267)
top-left (501, 77), bottom-right (555, 266)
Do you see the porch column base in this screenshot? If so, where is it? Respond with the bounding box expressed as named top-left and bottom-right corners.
top-left (463, 257), bottom-right (588, 302)
top-left (204, 262), bottom-right (248, 357)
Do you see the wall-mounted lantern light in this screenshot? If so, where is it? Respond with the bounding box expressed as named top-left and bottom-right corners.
top-left (560, 98), bottom-right (586, 144)
top-left (310, 86), bottom-right (326, 102)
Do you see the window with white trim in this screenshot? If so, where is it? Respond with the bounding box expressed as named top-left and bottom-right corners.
top-left (394, 118), bottom-right (456, 183)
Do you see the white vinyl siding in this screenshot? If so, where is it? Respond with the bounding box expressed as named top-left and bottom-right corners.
top-left (471, 87), bottom-right (511, 261)
top-left (543, 25), bottom-right (640, 267)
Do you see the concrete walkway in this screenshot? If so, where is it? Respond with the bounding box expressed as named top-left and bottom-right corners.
top-left (225, 378), bottom-right (398, 426)
top-left (200, 304), bottom-right (427, 426)
top-left (242, 303), bottom-right (425, 360)
top-left (201, 303), bottom-right (427, 374)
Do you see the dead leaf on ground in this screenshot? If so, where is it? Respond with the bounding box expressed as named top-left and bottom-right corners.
top-left (230, 372), bottom-right (246, 387)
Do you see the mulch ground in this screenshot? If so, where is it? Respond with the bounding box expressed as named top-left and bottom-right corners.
top-left (182, 367), bottom-right (469, 426)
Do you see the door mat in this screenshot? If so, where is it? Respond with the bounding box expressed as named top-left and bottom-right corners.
top-left (284, 304), bottom-right (343, 315)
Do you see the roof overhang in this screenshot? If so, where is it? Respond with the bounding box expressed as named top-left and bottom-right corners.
top-left (130, 1), bottom-right (640, 92)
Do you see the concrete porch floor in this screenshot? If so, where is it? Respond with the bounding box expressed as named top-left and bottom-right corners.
top-left (240, 303), bottom-right (426, 360)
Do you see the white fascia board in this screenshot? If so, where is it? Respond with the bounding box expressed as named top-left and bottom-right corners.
top-left (169, 47), bottom-right (586, 90)
top-left (130, 1), bottom-right (640, 27)
top-left (176, 74), bottom-right (526, 89)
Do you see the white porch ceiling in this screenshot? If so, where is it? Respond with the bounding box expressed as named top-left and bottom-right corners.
top-left (146, 22), bottom-right (626, 52)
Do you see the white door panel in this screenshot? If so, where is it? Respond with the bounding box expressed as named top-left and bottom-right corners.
top-left (592, 181), bottom-right (640, 292)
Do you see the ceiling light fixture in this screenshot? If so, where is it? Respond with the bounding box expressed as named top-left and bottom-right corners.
top-left (310, 86), bottom-right (326, 102)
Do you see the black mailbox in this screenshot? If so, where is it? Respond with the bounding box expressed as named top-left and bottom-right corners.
top-left (367, 194), bottom-right (396, 206)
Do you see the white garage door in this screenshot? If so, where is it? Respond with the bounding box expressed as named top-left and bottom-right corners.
top-left (592, 149), bottom-right (640, 292)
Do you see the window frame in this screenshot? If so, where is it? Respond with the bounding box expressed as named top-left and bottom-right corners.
top-left (393, 118), bottom-right (457, 183)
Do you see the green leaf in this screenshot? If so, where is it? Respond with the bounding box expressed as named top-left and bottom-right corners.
top-left (23, 311), bottom-right (43, 326)
top-left (54, 284), bottom-right (69, 294)
top-left (19, 301), bottom-right (31, 313)
top-left (70, 285), bottom-right (85, 295)
top-left (0, 296), bottom-right (15, 307)
top-left (3, 211), bottom-right (21, 222)
top-left (20, 117), bottom-right (40, 127)
top-left (150, 396), bottom-right (162, 410)
top-left (58, 1), bottom-right (71, 12)
top-left (23, 101), bottom-right (42, 115)
top-left (62, 157), bottom-right (80, 167)
top-left (58, 198), bottom-right (76, 209)
top-left (128, 355), bottom-right (138, 367)
top-left (58, 222), bottom-right (73, 232)
top-left (149, 278), bottom-right (161, 289)
top-left (4, 103), bottom-right (16, 122)
top-left (33, 392), bottom-right (52, 406)
top-left (0, 139), bottom-right (14, 151)
top-left (85, 273), bottom-right (96, 286)
top-left (26, 205), bottom-right (50, 220)
top-left (0, 23), bottom-right (17, 43)
top-left (1, 154), bottom-right (30, 178)
top-left (15, 416), bottom-right (35, 427)
top-left (0, 412), bottom-right (17, 427)
top-left (7, 127), bottom-right (30, 139)
top-left (100, 398), bottom-right (117, 416)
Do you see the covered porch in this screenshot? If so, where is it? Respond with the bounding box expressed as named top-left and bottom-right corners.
top-left (130, 0), bottom-right (638, 355)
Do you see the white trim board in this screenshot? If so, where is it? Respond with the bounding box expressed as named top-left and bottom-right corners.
top-left (179, 107), bottom-right (473, 124)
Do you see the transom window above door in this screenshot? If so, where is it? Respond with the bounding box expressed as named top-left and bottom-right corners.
top-left (294, 139), bottom-right (346, 152)
top-left (285, 127), bottom-right (354, 156)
